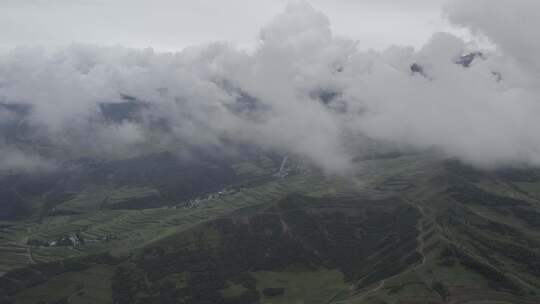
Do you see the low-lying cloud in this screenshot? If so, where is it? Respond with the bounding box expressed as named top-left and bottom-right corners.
top-left (1, 1), bottom-right (539, 173)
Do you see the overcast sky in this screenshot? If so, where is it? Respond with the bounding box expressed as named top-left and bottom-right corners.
top-left (1, 0), bottom-right (458, 51)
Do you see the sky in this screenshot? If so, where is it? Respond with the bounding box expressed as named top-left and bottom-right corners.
top-left (1, 0), bottom-right (540, 174)
top-left (1, 0), bottom-right (456, 51)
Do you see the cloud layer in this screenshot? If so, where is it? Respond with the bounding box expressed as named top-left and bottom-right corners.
top-left (1, 1), bottom-right (539, 173)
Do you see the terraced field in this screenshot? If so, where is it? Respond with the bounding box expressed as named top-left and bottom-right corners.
top-left (2, 154), bottom-right (540, 303)
top-left (0, 169), bottom-right (352, 273)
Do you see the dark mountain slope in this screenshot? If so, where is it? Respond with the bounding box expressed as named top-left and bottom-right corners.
top-left (2, 155), bottom-right (540, 303)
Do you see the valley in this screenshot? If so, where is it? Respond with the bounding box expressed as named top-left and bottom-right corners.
top-left (1, 153), bottom-right (540, 304)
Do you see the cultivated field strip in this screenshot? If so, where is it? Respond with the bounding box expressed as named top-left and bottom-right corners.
top-left (0, 173), bottom-right (355, 273)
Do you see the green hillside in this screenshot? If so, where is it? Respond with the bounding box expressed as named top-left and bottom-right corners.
top-left (2, 154), bottom-right (540, 303)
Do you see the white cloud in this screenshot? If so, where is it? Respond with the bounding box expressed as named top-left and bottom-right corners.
top-left (0, 1), bottom-right (539, 173)
top-left (445, 0), bottom-right (540, 76)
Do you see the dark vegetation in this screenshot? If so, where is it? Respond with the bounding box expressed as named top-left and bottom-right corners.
top-left (5, 158), bottom-right (540, 303)
top-left (0, 171), bottom-right (66, 220)
top-left (447, 183), bottom-right (530, 208)
top-left (465, 228), bottom-right (540, 278)
top-left (438, 244), bottom-right (523, 295)
top-left (262, 287), bottom-right (285, 297)
top-left (0, 254), bottom-right (122, 303)
top-left (77, 151), bottom-right (250, 205)
top-left (431, 281), bottom-right (449, 300)
top-left (0, 151), bottom-right (278, 220)
top-left (1, 194), bottom-right (420, 304)
top-left (444, 159), bottom-right (540, 184)
top-left (436, 205), bottom-right (539, 294)
top-left (0, 188), bottom-right (29, 220)
top-left (107, 194), bottom-right (420, 303)
top-left (447, 182), bottom-right (540, 229)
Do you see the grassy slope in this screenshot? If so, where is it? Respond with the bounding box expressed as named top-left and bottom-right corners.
top-left (253, 267), bottom-right (347, 304)
top-left (2, 155), bottom-right (540, 303)
top-left (15, 264), bottom-right (114, 304)
top-left (334, 161), bottom-right (540, 304)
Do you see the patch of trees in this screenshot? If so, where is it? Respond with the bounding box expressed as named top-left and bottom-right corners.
top-left (112, 262), bottom-right (261, 304)
top-left (508, 206), bottom-right (540, 229)
top-left (469, 230), bottom-right (540, 277)
top-left (494, 168), bottom-right (540, 182)
top-left (447, 183), bottom-right (530, 207)
top-left (443, 160), bottom-right (485, 182)
top-left (111, 194), bottom-right (421, 303)
top-left (431, 281), bottom-right (449, 300)
top-left (262, 287), bottom-right (285, 297)
top-left (82, 152), bottom-right (250, 206)
top-left (445, 183), bottom-right (540, 229)
top-left (0, 254), bottom-right (123, 297)
top-left (438, 245), bottom-right (523, 295)
top-left (0, 188), bottom-right (29, 220)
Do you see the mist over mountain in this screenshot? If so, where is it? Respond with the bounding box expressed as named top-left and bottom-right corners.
top-left (0, 1), bottom-right (539, 174)
top-left (3, 2), bottom-right (540, 304)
